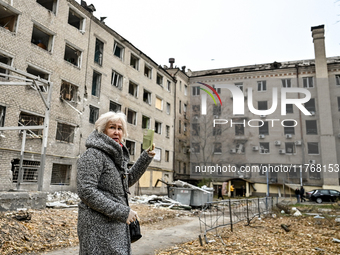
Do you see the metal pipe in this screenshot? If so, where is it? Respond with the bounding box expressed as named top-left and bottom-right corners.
top-left (17, 130), bottom-right (26, 190)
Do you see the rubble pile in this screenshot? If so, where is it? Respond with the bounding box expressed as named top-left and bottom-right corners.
top-left (130, 195), bottom-right (191, 210)
top-left (46, 191), bottom-right (80, 208)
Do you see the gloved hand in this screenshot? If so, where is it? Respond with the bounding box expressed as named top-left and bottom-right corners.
top-left (146, 143), bottom-right (156, 157)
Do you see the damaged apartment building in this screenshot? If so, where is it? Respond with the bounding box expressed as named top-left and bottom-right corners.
top-left (0, 1), bottom-right (339, 198)
top-left (0, 0), bottom-right (187, 195)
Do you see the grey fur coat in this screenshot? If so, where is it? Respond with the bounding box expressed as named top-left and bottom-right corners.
top-left (77, 130), bottom-right (153, 255)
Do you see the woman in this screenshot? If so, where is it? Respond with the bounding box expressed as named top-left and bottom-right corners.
top-left (77, 111), bottom-right (155, 254)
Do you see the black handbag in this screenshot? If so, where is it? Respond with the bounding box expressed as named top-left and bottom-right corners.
top-left (121, 173), bottom-right (142, 243)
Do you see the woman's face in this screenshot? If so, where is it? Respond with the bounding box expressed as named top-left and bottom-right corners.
top-left (104, 120), bottom-right (123, 144)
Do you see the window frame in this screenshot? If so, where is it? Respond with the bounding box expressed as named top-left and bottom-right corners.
top-left (303, 77), bottom-right (314, 88)
top-left (91, 71), bottom-right (101, 97)
top-left (111, 70), bottom-right (123, 89)
top-left (56, 122), bottom-right (75, 143)
top-left (306, 120), bottom-right (318, 135)
top-left (257, 81), bottom-right (267, 91)
top-left (259, 142), bottom-right (270, 154)
top-left (113, 41), bottom-right (124, 60)
top-left (130, 53), bottom-right (139, 70)
top-left (89, 105), bottom-right (99, 124)
top-left (307, 142), bottom-right (319, 155)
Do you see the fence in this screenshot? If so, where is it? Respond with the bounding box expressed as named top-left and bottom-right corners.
top-left (198, 197), bottom-right (276, 244)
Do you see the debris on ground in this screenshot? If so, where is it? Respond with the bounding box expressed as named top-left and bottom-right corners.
top-left (46, 191), bottom-right (80, 208)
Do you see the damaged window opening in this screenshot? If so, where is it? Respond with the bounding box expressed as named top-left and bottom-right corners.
top-left (113, 41), bottom-right (124, 60)
top-left (68, 8), bottom-right (85, 31)
top-left (235, 124), bottom-right (244, 135)
top-left (156, 73), bottom-right (163, 86)
top-left (307, 142), bottom-right (319, 154)
top-left (281, 79), bottom-right (291, 88)
top-left (306, 120), bottom-right (317, 135)
top-left (338, 97), bottom-right (340, 111)
top-left (0, 53), bottom-right (12, 79)
top-left (26, 66), bottom-right (48, 92)
top-left (184, 104), bottom-right (187, 113)
top-left (0, 105), bottom-right (6, 127)
top-left (179, 100), bottom-right (181, 114)
top-left (31, 25), bottom-right (53, 52)
top-left (213, 105), bottom-right (221, 116)
top-left (166, 125), bottom-right (170, 138)
top-left (283, 120), bottom-right (295, 135)
top-left (89, 105), bottom-right (99, 124)
top-left (155, 121), bottom-right (162, 134)
top-left (285, 142), bottom-right (296, 154)
top-left (144, 64), bottom-right (152, 79)
top-left (125, 140), bottom-right (135, 155)
top-left (165, 150), bottom-right (169, 162)
top-left (192, 86), bottom-right (200, 96)
top-left (236, 143), bottom-right (246, 153)
top-left (235, 83), bottom-right (243, 91)
top-left (179, 120), bottom-right (181, 133)
top-left (56, 122), bottom-right (75, 143)
top-left (155, 97), bottom-right (163, 111)
top-left (0, 5), bottom-right (18, 32)
top-left (192, 105), bottom-right (200, 118)
top-left (94, 38), bottom-right (104, 66)
top-left (91, 71), bottom-right (101, 97)
top-left (11, 159), bottom-right (40, 182)
top-left (212, 85), bottom-right (221, 94)
top-left (19, 112), bottom-right (44, 136)
top-left (258, 101), bottom-right (268, 110)
top-left (303, 77), bottom-right (314, 88)
top-left (64, 44), bottom-right (81, 67)
top-left (192, 123), bottom-right (200, 136)
top-left (305, 98), bottom-right (316, 112)
top-left (257, 81), bottom-right (266, 91)
top-left (259, 142), bottom-right (270, 154)
top-left (336, 75), bottom-right (340, 86)
top-left (127, 109), bottom-right (136, 125)
top-left (286, 104), bottom-right (293, 114)
top-left (130, 54), bottom-right (139, 70)
top-left (214, 143), bottom-right (222, 154)
top-left (259, 121), bottom-right (269, 135)
top-left (184, 85), bottom-right (188, 96)
top-left (128, 81), bottom-right (138, 97)
top-left (111, 70), bottom-right (123, 89)
top-left (167, 80), bottom-right (171, 92)
top-left (36, 0), bottom-right (57, 14)
top-left (143, 89), bottom-right (151, 105)
top-left (166, 103), bottom-right (170, 115)
top-left (142, 115), bottom-right (150, 129)
top-left (109, 101), bottom-right (121, 112)
top-left (60, 81), bottom-right (78, 102)
top-left (184, 123), bottom-right (187, 134)
top-left (51, 164), bottom-right (71, 185)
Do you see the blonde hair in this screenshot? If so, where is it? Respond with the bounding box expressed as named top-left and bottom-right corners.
top-left (95, 111), bottom-right (128, 139)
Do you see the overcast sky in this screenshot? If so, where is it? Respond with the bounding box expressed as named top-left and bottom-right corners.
top-left (83, 0), bottom-right (340, 71)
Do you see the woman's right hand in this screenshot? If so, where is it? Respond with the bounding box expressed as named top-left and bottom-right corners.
top-left (126, 209), bottom-right (138, 224)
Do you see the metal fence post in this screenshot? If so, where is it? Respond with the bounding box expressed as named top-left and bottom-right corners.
top-left (246, 198), bottom-right (249, 225)
top-left (229, 198), bottom-right (233, 232)
top-left (258, 197), bottom-right (261, 218)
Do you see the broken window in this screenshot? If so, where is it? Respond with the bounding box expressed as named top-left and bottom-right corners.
top-left (179, 100), bottom-right (181, 114)
top-left (236, 143), bottom-right (245, 153)
top-left (125, 140), bottom-right (135, 155)
top-left (11, 159), bottom-right (40, 182)
top-left (51, 164), bottom-right (71, 185)
top-left (60, 80), bottom-right (78, 102)
top-left (155, 97), bottom-right (163, 111)
top-left (257, 81), bottom-right (266, 91)
top-left (184, 123), bottom-right (187, 133)
top-left (165, 150), bottom-right (169, 162)
top-left (213, 125), bottom-right (221, 136)
top-left (56, 122), bottom-right (75, 143)
top-left (305, 98), bottom-right (316, 112)
top-left (91, 71), bottom-right (101, 96)
top-left (156, 73), bottom-right (163, 86)
top-left (94, 38), bottom-right (104, 65)
top-left (307, 142), bottom-right (319, 154)
top-left (259, 121), bottom-right (269, 135)
top-left (303, 77), bottom-right (314, 88)
top-left (286, 104), bottom-right (293, 114)
top-left (26, 65), bottom-right (49, 93)
top-left (336, 75), bottom-right (340, 86)
top-left (0, 4), bottom-right (18, 32)
top-left (213, 105), bottom-right (221, 116)
top-left (155, 121), bottom-right (162, 134)
top-left (285, 142), bottom-right (296, 154)
top-left (281, 79), bottom-right (291, 88)
top-left (130, 54), bottom-right (139, 70)
top-left (89, 105), bottom-right (99, 124)
top-left (0, 105), bottom-right (5, 127)
top-left (31, 24), bottom-right (54, 52)
top-left (214, 143), bottom-right (222, 154)
top-left (144, 64), bottom-right (152, 79)
top-left (192, 86), bottom-right (200, 96)
top-left (36, 0), bottom-right (57, 14)
top-left (167, 80), bottom-right (171, 92)
top-left (166, 103), bottom-right (170, 115)
top-left (259, 142), bottom-right (270, 154)
top-left (179, 120), bottom-right (181, 133)
top-left (0, 53), bottom-right (12, 79)
top-left (183, 104), bottom-right (187, 113)
top-left (68, 8), bottom-right (85, 31)
top-left (235, 124), bottom-right (244, 135)
top-left (258, 101), bottom-right (268, 110)
top-left (128, 81), bottom-right (138, 97)
top-left (19, 112), bottom-right (44, 136)
top-left (166, 125), bottom-right (170, 138)
top-left (142, 115), bottom-right (150, 129)
top-left (113, 41), bottom-right (124, 59)
top-left (143, 89), bottom-right (151, 105)
top-left (64, 44), bottom-right (81, 67)
top-left (109, 101), bottom-right (121, 112)
top-left (127, 109), bottom-right (136, 125)
top-left (111, 70), bottom-right (123, 89)
top-left (306, 120), bottom-right (317, 135)
top-left (283, 120), bottom-right (295, 135)
top-left (192, 123), bottom-right (200, 136)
